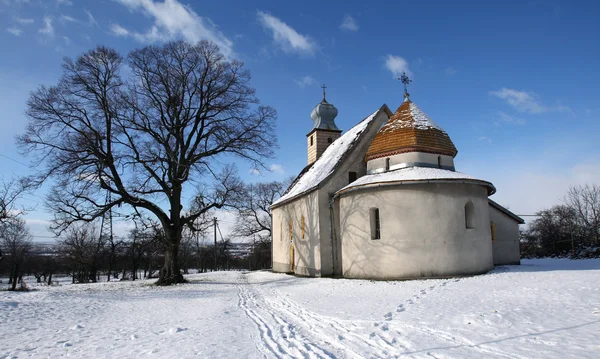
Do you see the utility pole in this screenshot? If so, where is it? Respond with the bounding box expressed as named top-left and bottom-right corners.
top-left (213, 217), bottom-right (218, 271)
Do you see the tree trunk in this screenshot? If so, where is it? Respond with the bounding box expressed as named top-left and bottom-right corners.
top-left (157, 227), bottom-right (186, 285)
top-left (10, 265), bottom-right (19, 291)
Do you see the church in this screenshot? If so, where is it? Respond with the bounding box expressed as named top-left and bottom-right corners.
top-left (271, 77), bottom-right (524, 279)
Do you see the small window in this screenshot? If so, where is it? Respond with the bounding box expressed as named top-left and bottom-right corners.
top-left (490, 222), bottom-right (496, 242)
top-left (385, 158), bottom-right (390, 171)
top-left (301, 215), bottom-right (305, 239)
top-left (465, 201), bottom-right (475, 229)
top-left (327, 137), bottom-right (332, 144)
top-left (310, 136), bottom-right (313, 146)
top-left (370, 208), bottom-right (381, 240)
top-left (348, 171), bottom-right (357, 183)
top-left (437, 156), bottom-right (442, 169)
top-left (289, 218), bottom-right (293, 241)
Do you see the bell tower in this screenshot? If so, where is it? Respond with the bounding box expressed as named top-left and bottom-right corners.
top-left (307, 85), bottom-right (342, 165)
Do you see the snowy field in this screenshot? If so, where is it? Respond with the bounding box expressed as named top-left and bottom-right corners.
top-left (1, 259), bottom-right (600, 359)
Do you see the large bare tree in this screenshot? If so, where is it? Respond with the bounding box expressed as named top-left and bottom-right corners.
top-left (18, 40), bottom-right (277, 284)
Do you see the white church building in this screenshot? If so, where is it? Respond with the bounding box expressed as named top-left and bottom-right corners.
top-left (271, 80), bottom-right (524, 280)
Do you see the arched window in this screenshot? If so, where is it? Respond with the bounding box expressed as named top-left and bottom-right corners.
top-left (437, 155), bottom-right (442, 169)
top-left (301, 215), bottom-right (305, 239)
top-left (385, 158), bottom-right (390, 172)
top-left (310, 136), bottom-right (313, 146)
top-left (465, 201), bottom-right (475, 229)
top-left (370, 208), bottom-right (381, 240)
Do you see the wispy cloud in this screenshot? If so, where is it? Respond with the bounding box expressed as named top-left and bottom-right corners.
top-left (110, 23), bottom-right (129, 37)
top-left (339, 15), bottom-right (358, 31)
top-left (269, 164), bottom-right (285, 174)
top-left (38, 16), bottom-right (54, 37)
top-left (384, 55), bottom-right (411, 78)
top-left (84, 9), bottom-right (98, 27)
top-left (6, 27), bottom-right (22, 36)
top-left (489, 88), bottom-right (571, 114)
top-left (60, 14), bottom-right (78, 23)
top-left (15, 17), bottom-right (34, 25)
top-left (445, 67), bottom-right (457, 76)
top-left (295, 75), bottom-right (316, 88)
top-left (114, 0), bottom-right (233, 57)
top-left (257, 11), bottom-right (316, 55)
top-left (249, 168), bottom-right (261, 176)
top-left (478, 136), bottom-right (492, 144)
top-left (495, 111), bottom-right (526, 126)
top-left (56, 0), bottom-right (72, 5)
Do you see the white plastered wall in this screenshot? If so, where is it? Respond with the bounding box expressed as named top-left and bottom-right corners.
top-left (490, 204), bottom-right (521, 265)
top-left (338, 182), bottom-right (493, 279)
top-left (271, 191), bottom-right (322, 276)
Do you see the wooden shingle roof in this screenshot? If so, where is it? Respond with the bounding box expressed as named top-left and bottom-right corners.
top-left (365, 100), bottom-right (458, 161)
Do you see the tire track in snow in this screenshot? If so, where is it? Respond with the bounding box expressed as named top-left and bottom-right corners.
top-left (236, 274), bottom-right (335, 359)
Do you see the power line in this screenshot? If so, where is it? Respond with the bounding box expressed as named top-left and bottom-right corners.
top-left (0, 153), bottom-right (30, 167)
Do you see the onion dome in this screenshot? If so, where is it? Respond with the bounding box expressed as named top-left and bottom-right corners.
top-left (309, 86), bottom-right (340, 132)
top-left (365, 99), bottom-right (457, 161)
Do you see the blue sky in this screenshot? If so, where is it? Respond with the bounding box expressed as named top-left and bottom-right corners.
top-left (1, 0), bottom-right (599, 240)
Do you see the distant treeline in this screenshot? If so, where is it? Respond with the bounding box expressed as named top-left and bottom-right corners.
top-left (521, 184), bottom-right (600, 259)
top-left (0, 223), bottom-right (272, 288)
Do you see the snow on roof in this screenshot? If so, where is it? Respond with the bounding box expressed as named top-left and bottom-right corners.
top-left (336, 166), bottom-right (495, 195)
top-left (381, 101), bottom-right (444, 133)
top-left (273, 108), bottom-right (383, 207)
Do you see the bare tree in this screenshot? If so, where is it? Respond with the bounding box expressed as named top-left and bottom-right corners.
top-left (566, 184), bottom-right (600, 245)
top-left (18, 41), bottom-right (277, 285)
top-left (0, 218), bottom-right (33, 290)
top-left (233, 179), bottom-right (289, 242)
top-left (59, 224), bottom-right (105, 283)
top-left (0, 178), bottom-right (32, 225)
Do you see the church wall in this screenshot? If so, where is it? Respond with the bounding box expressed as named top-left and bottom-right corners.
top-left (490, 204), bottom-right (521, 265)
top-left (271, 191), bottom-right (322, 276)
top-left (338, 182), bottom-right (493, 279)
top-left (367, 152), bottom-right (455, 174)
top-left (317, 110), bottom-right (390, 276)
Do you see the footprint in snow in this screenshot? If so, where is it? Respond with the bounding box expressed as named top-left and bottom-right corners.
top-left (168, 327), bottom-right (187, 334)
top-left (70, 324), bottom-right (83, 330)
top-left (384, 312), bottom-right (393, 321)
top-left (396, 305), bottom-right (405, 313)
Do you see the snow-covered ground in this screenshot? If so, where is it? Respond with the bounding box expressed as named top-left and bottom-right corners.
top-left (2, 259), bottom-right (600, 358)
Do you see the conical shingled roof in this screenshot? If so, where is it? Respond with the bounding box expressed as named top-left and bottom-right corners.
top-left (365, 99), bottom-right (457, 161)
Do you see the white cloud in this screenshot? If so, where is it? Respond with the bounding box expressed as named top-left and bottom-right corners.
top-left (339, 15), bottom-right (358, 31)
top-left (295, 75), bottom-right (316, 88)
top-left (62, 35), bottom-right (71, 46)
top-left (38, 16), bottom-right (54, 37)
top-left (15, 17), bottom-right (34, 24)
top-left (84, 9), bottom-right (98, 27)
top-left (114, 0), bottom-right (233, 57)
top-left (110, 23), bottom-right (129, 37)
top-left (56, 0), bottom-right (72, 5)
top-left (445, 67), bottom-right (457, 76)
top-left (257, 11), bottom-right (316, 55)
top-left (384, 55), bottom-right (412, 78)
top-left (60, 14), bottom-right (78, 23)
top-left (269, 164), bottom-right (285, 174)
top-left (489, 88), bottom-right (571, 114)
top-left (249, 168), bottom-right (261, 176)
top-left (6, 27), bottom-right (22, 36)
top-left (495, 111), bottom-right (526, 125)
